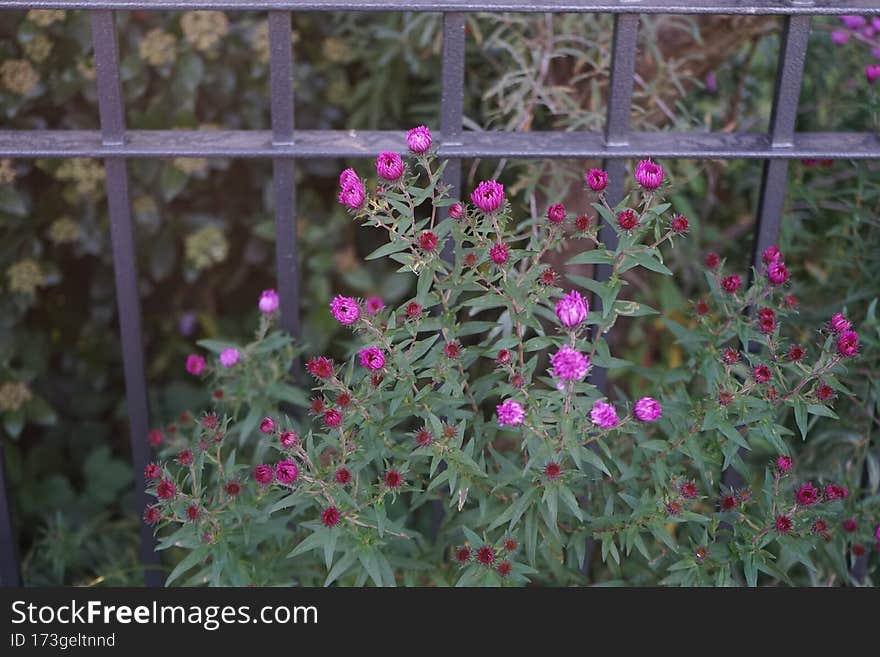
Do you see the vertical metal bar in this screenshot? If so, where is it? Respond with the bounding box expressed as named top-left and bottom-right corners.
top-left (722, 15), bottom-right (811, 494)
top-left (439, 12), bottom-right (466, 264)
top-left (584, 13), bottom-right (640, 578)
top-left (90, 10), bottom-right (161, 587)
top-left (0, 443), bottom-right (21, 586)
top-left (268, 10), bottom-right (300, 339)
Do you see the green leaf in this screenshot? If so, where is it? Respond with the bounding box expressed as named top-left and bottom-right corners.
top-left (566, 249), bottom-right (614, 266)
top-left (166, 546), bottom-right (209, 585)
top-left (793, 398), bottom-right (808, 441)
top-left (365, 239), bottom-right (410, 261)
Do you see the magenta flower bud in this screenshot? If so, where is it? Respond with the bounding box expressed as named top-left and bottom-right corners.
top-left (590, 400), bottom-right (619, 429)
top-left (866, 65), bottom-right (880, 84)
top-left (260, 417), bottom-right (275, 434)
top-left (831, 29), bottom-right (850, 45)
top-left (721, 274), bottom-right (741, 293)
top-left (796, 481), bottom-right (819, 506)
top-left (330, 295), bottom-right (360, 325)
top-left (338, 168), bottom-right (366, 209)
top-left (555, 290), bottom-right (589, 328)
top-left (633, 397), bottom-right (662, 422)
top-left (762, 245), bottom-right (782, 264)
top-left (275, 460), bottom-right (298, 484)
top-left (840, 15), bottom-right (866, 30)
top-left (634, 159), bottom-right (664, 191)
top-left (586, 168), bottom-right (608, 191)
top-left (253, 464), bottom-right (274, 485)
top-left (186, 354), bottom-right (206, 375)
top-left (550, 345), bottom-right (590, 381)
top-left (376, 151), bottom-right (404, 181)
top-left (258, 288), bottom-right (279, 314)
top-left (279, 430), bottom-right (298, 447)
top-left (365, 295), bottom-right (385, 314)
top-left (359, 345), bottom-right (386, 370)
top-left (489, 242), bottom-right (509, 265)
top-left (546, 203), bottom-right (566, 224)
top-left (837, 330), bottom-right (860, 357)
top-left (448, 202), bottom-right (463, 219)
top-left (829, 312), bottom-right (851, 334)
top-left (775, 455), bottom-right (793, 473)
top-left (767, 261), bottom-right (790, 285)
top-left (470, 180), bottom-right (505, 214)
top-left (406, 125), bottom-right (432, 153)
top-left (219, 348), bottom-right (240, 367)
top-left (496, 399), bottom-right (525, 427)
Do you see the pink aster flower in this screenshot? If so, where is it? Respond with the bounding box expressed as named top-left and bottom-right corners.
top-left (323, 408), bottom-right (342, 428)
top-left (775, 455), bottom-right (793, 473)
top-left (831, 29), bottom-right (850, 45)
top-left (219, 348), bottom-right (240, 367)
top-left (840, 15), bottom-right (866, 30)
top-left (376, 151), bottom-right (404, 181)
top-left (260, 417), bottom-right (276, 434)
top-left (634, 159), bottom-right (664, 191)
top-left (496, 399), bottom-right (525, 427)
top-left (406, 125), bottom-right (432, 153)
top-left (837, 331), bottom-right (860, 357)
top-left (550, 345), bottom-right (590, 381)
top-left (796, 481), bottom-right (819, 506)
top-left (306, 356), bottom-right (334, 378)
top-left (448, 202), bottom-right (463, 219)
top-left (279, 430), bottom-right (298, 447)
top-left (258, 288), bottom-right (279, 314)
top-left (633, 397), bottom-right (662, 422)
top-left (330, 295), bottom-right (360, 325)
top-left (721, 275), bottom-right (741, 293)
top-left (546, 203), bottom-right (566, 224)
top-left (555, 290), bottom-right (589, 328)
top-left (829, 312), bottom-right (851, 334)
top-left (470, 180), bottom-right (505, 214)
top-left (359, 346), bottom-right (385, 370)
top-left (775, 515), bottom-right (793, 533)
top-left (586, 168), bottom-right (608, 192)
top-left (365, 296), bottom-right (385, 314)
top-left (338, 168), bottom-right (366, 209)
top-left (275, 460), bottom-right (299, 485)
top-left (185, 354), bottom-right (206, 376)
top-left (489, 242), bottom-right (508, 265)
top-left (253, 465), bottom-right (274, 486)
top-left (824, 483), bottom-right (848, 500)
top-left (590, 400), bottom-right (619, 429)
top-left (867, 65), bottom-right (880, 84)
top-left (762, 245), bottom-right (782, 264)
top-left (767, 261), bottom-right (790, 285)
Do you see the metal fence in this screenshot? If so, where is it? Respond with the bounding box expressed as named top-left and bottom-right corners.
top-left (1, 0), bottom-right (879, 587)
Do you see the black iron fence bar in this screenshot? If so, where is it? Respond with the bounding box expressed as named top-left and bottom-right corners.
top-left (89, 9), bottom-right (162, 587)
top-left (6, 0), bottom-right (880, 15)
top-left (439, 11), bottom-right (465, 231)
top-left (269, 10), bottom-right (301, 339)
top-left (0, 446), bottom-right (20, 586)
top-left (2, 130), bottom-right (879, 160)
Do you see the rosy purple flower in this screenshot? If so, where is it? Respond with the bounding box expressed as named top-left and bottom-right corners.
top-left (338, 168), bottom-right (366, 209)
top-left (721, 274), bottom-right (741, 293)
top-left (633, 397), bottom-right (662, 422)
top-left (824, 483), bottom-right (848, 500)
top-left (634, 159), bottom-right (664, 191)
top-left (776, 515), bottom-right (793, 533)
top-left (795, 481), bottom-right (819, 506)
top-left (279, 430), bottom-right (298, 447)
top-left (762, 245), bottom-right (782, 264)
top-left (546, 203), bottom-right (566, 224)
top-left (186, 354), bottom-right (206, 376)
top-left (840, 15), bottom-right (866, 30)
top-left (376, 151), bottom-right (404, 181)
top-left (555, 290), bottom-right (589, 328)
top-left (775, 455), bottom-right (793, 473)
top-left (330, 295), bottom-right (360, 325)
top-left (837, 330), bottom-right (860, 357)
top-left (253, 465), bottom-right (274, 485)
top-left (496, 399), bottom-right (525, 427)
top-left (489, 242), bottom-right (509, 265)
top-left (448, 202), bottom-right (463, 219)
top-left (618, 209), bottom-right (638, 231)
top-left (866, 65), bottom-right (880, 84)
top-left (365, 296), bottom-right (385, 314)
top-left (754, 364), bottom-right (772, 384)
top-left (767, 261), bottom-right (790, 285)
top-left (275, 460), bottom-right (299, 484)
top-left (406, 125), bottom-right (432, 153)
top-left (359, 345), bottom-right (385, 370)
top-left (590, 400), bottom-right (619, 429)
top-left (550, 345), bottom-right (590, 381)
top-left (260, 417), bottom-right (275, 434)
top-left (219, 348), bottom-right (240, 368)
top-left (586, 168), bottom-right (608, 191)
top-left (470, 180), bottom-right (505, 214)
top-left (258, 288), bottom-right (279, 314)
top-left (829, 312), bottom-right (851, 334)
top-left (831, 29), bottom-right (850, 45)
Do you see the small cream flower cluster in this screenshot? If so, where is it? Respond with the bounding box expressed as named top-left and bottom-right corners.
top-left (6, 259), bottom-right (43, 295)
top-left (26, 10), bottom-right (66, 27)
top-left (1, 59), bottom-right (40, 95)
top-left (180, 11), bottom-right (229, 51)
top-left (0, 381), bottom-right (33, 413)
top-left (49, 217), bottom-right (80, 245)
top-left (55, 158), bottom-right (105, 196)
top-left (139, 28), bottom-right (177, 67)
top-left (185, 225), bottom-right (229, 270)
top-left (0, 159), bottom-right (15, 185)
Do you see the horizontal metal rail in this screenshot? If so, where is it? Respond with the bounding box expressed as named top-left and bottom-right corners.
top-left (1, 130), bottom-right (878, 160)
top-left (5, 1), bottom-right (880, 15)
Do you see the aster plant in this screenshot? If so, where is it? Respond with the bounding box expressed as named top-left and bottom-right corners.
top-left (147, 133), bottom-right (874, 587)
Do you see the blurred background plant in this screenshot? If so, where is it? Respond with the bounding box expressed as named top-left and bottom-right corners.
top-left (0, 9), bottom-right (877, 585)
